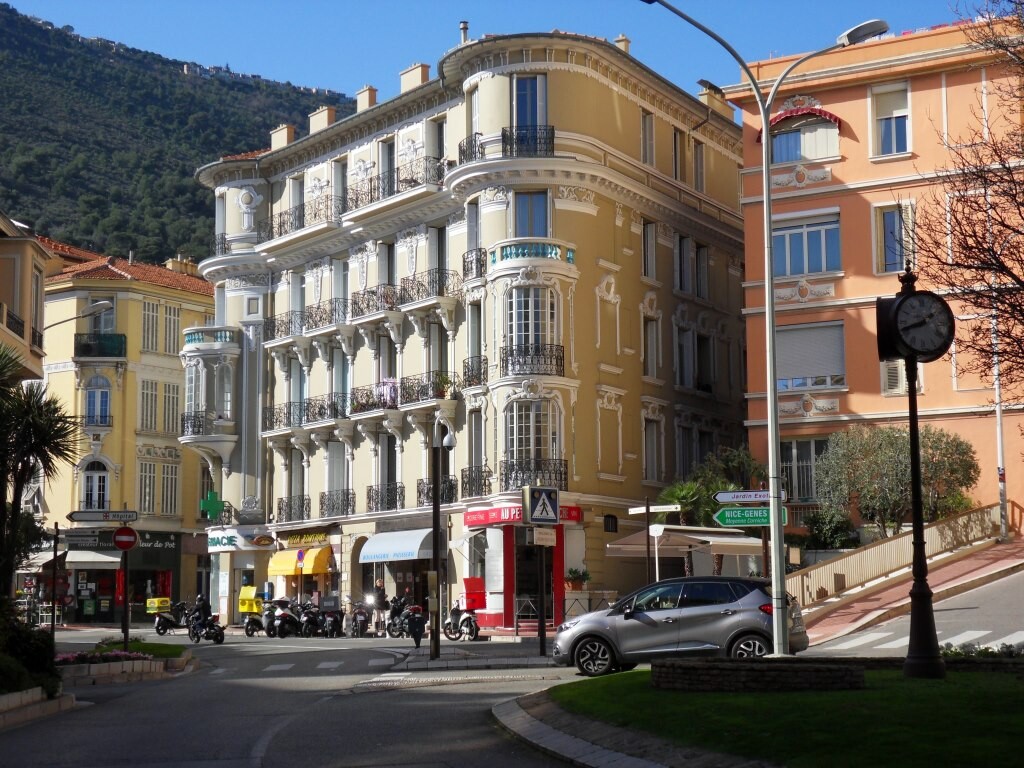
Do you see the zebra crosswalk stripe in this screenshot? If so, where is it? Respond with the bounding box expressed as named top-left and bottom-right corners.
top-left (263, 663), bottom-right (294, 672)
top-left (874, 636), bottom-right (910, 649)
top-left (987, 631), bottom-right (1024, 647)
top-left (828, 632), bottom-right (892, 650)
top-left (939, 630), bottom-right (990, 646)
top-left (317, 661), bottom-right (343, 669)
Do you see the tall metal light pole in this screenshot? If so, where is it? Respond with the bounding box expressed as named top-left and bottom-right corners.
top-left (640, 0), bottom-right (888, 654)
top-left (430, 424), bottom-right (455, 660)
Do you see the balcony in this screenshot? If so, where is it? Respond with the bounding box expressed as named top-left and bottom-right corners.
top-left (77, 498), bottom-right (110, 512)
top-left (30, 327), bottom-right (42, 349)
top-left (178, 410), bottom-right (239, 466)
top-left (347, 156), bottom-right (443, 213)
top-left (489, 238), bottom-right (575, 266)
top-left (182, 326), bottom-right (240, 356)
top-left (320, 489), bottom-right (356, 519)
top-left (276, 495), bottom-right (311, 523)
top-left (501, 125), bottom-right (555, 158)
top-left (262, 402), bottom-right (304, 432)
top-left (458, 133), bottom-right (484, 164)
top-left (4, 307), bottom-right (24, 338)
top-left (263, 311), bottom-right (304, 343)
top-left (416, 476), bottom-right (458, 507)
top-left (350, 284), bottom-right (401, 319)
top-left (211, 233), bottom-right (228, 256)
top-left (74, 333), bottom-right (127, 358)
top-left (304, 392), bottom-right (350, 423)
top-left (84, 413), bottom-right (113, 429)
top-left (462, 248), bottom-right (487, 281)
top-left (367, 482), bottom-right (405, 513)
top-left (461, 465), bottom-right (493, 499)
top-left (398, 370), bottom-right (459, 408)
top-left (256, 195), bottom-right (347, 244)
top-left (499, 458), bottom-right (568, 493)
top-left (400, 268), bottom-right (462, 305)
top-left (500, 344), bottom-right (564, 377)
top-left (462, 356), bottom-right (488, 388)
top-left (304, 297), bottom-right (351, 332)
top-left (350, 382), bottom-right (400, 416)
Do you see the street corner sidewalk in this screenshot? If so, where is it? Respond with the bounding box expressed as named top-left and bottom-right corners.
top-left (394, 641), bottom-right (555, 671)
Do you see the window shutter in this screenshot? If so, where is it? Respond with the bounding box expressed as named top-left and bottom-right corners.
top-left (901, 201), bottom-right (916, 272)
top-left (882, 360), bottom-right (905, 394)
top-left (777, 324), bottom-right (845, 380)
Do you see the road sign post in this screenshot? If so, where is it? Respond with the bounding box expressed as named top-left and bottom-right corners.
top-left (112, 526), bottom-right (139, 551)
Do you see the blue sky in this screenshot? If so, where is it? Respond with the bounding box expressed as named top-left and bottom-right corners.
top-left (12, 1), bottom-right (958, 102)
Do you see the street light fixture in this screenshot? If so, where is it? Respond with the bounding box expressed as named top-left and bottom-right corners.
top-left (640, 0), bottom-right (888, 654)
top-left (430, 424), bottom-right (456, 660)
top-left (43, 300), bottom-right (112, 331)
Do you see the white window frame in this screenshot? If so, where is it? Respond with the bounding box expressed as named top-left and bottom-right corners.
top-left (140, 380), bottom-right (158, 432)
top-left (139, 461), bottom-right (157, 515)
top-left (870, 82), bottom-right (910, 158)
top-left (163, 384), bottom-right (179, 434)
top-left (777, 322), bottom-right (846, 391)
top-left (163, 305), bottom-right (180, 354)
top-left (142, 300), bottom-right (159, 352)
top-left (160, 464), bottom-right (179, 517)
top-left (504, 399), bottom-right (559, 462)
top-left (772, 214), bottom-right (841, 278)
top-left (779, 437), bottom-right (830, 502)
top-left (770, 117), bottom-right (839, 164)
top-left (873, 201), bottom-right (915, 274)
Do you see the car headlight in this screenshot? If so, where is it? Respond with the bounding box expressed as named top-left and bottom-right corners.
top-left (556, 618), bottom-right (580, 632)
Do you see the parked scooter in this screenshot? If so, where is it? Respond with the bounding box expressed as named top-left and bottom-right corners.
top-left (386, 594), bottom-right (415, 638)
top-left (188, 610), bottom-right (226, 644)
top-left (300, 602), bottom-right (325, 637)
top-left (323, 606), bottom-right (343, 638)
top-left (153, 600), bottom-right (190, 635)
top-left (443, 603), bottom-right (480, 641)
top-left (273, 599), bottom-right (302, 639)
top-left (261, 599), bottom-right (281, 638)
top-left (348, 595), bottom-right (371, 638)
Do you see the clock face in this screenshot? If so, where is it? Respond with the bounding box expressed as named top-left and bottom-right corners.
top-left (893, 291), bottom-right (955, 360)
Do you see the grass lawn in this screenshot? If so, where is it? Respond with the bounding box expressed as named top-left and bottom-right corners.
top-left (94, 641), bottom-right (186, 659)
top-left (548, 669), bottom-right (1021, 767)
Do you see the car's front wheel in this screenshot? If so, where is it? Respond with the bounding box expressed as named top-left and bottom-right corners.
top-left (574, 637), bottom-right (615, 676)
top-left (729, 633), bottom-right (770, 658)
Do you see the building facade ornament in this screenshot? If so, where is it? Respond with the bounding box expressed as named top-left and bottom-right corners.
top-left (236, 185), bottom-right (264, 232)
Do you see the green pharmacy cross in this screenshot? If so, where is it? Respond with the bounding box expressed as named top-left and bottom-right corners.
top-left (200, 490), bottom-right (225, 522)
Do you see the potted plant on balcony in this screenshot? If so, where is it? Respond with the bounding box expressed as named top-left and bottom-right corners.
top-left (564, 567), bottom-right (591, 591)
top-left (433, 373), bottom-right (452, 399)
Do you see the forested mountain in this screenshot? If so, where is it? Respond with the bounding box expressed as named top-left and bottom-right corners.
top-left (0, 3), bottom-right (355, 263)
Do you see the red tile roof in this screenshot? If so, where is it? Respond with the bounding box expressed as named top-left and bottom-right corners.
top-left (34, 235), bottom-right (106, 265)
top-left (47, 254), bottom-right (214, 296)
top-left (222, 148), bottom-right (271, 160)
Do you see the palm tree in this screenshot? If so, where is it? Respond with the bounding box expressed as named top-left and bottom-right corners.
top-left (0, 345), bottom-right (82, 597)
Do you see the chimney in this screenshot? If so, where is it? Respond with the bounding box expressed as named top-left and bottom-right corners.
top-left (698, 80), bottom-right (732, 119)
top-left (309, 105), bottom-right (337, 134)
top-left (165, 254), bottom-right (200, 277)
top-left (271, 124), bottom-right (296, 150)
top-left (614, 34), bottom-right (630, 54)
top-left (356, 85), bottom-right (378, 112)
top-left (400, 63), bottom-right (430, 93)
top-left (460, 20), bottom-right (469, 44)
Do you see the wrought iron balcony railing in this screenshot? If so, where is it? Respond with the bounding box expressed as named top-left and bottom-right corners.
top-left (462, 356), bottom-right (488, 388)
top-left (304, 297), bottom-right (351, 330)
top-left (347, 156), bottom-right (443, 211)
top-left (349, 381), bottom-right (399, 413)
top-left (74, 333), bottom-right (127, 358)
top-left (458, 133), bottom-right (485, 164)
top-left (255, 194), bottom-right (347, 244)
top-left (400, 268), bottom-right (463, 304)
top-left (263, 310), bottom-right (304, 342)
top-left (180, 410), bottom-right (216, 437)
top-left (78, 498), bottom-right (110, 512)
top-left (320, 489), bottom-right (356, 518)
top-left (31, 327), bottom-right (43, 349)
top-left (367, 482), bottom-right (405, 513)
top-left (5, 308), bottom-right (24, 338)
top-left (276, 495), bottom-right (311, 523)
top-left (499, 344), bottom-right (564, 377)
top-left (84, 413), bottom-right (113, 429)
top-left (303, 392), bottom-right (350, 422)
top-left (350, 284), bottom-right (401, 318)
top-left (398, 370), bottom-right (459, 404)
top-left (499, 458), bottom-right (568, 493)
top-left (462, 248), bottom-right (487, 281)
top-left (417, 476), bottom-right (458, 507)
top-left (262, 401), bottom-right (304, 431)
top-left (211, 232), bottom-right (228, 256)
top-left (501, 125), bottom-right (555, 157)
top-left (461, 465), bottom-right (493, 499)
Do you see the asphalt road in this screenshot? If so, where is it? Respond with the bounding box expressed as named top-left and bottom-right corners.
top-left (10, 629), bottom-right (578, 768)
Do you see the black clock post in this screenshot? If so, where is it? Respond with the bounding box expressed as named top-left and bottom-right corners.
top-left (876, 271), bottom-right (951, 679)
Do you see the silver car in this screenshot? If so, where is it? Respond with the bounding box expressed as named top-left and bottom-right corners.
top-left (553, 576), bottom-right (809, 676)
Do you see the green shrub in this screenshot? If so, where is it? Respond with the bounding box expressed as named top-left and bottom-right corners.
top-left (0, 653), bottom-right (34, 694)
top-left (0, 621), bottom-right (57, 680)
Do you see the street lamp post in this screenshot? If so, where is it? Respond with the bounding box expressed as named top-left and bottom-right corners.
top-left (43, 300), bottom-right (113, 331)
top-left (430, 424), bottom-right (456, 660)
top-left (640, 0), bottom-right (887, 654)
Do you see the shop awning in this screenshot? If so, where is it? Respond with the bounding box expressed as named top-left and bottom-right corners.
top-left (267, 546), bottom-right (334, 576)
top-left (64, 550), bottom-right (123, 570)
top-left (606, 527), bottom-right (762, 558)
top-left (16, 551), bottom-right (63, 573)
top-left (359, 528), bottom-right (433, 563)
top-left (449, 530), bottom-right (483, 549)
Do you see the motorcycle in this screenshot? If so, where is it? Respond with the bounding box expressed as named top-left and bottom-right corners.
top-left (243, 597), bottom-right (270, 637)
top-left (386, 595), bottom-right (417, 639)
top-left (443, 604), bottom-right (480, 641)
top-left (188, 611), bottom-right (226, 644)
top-left (261, 599), bottom-right (282, 638)
top-left (153, 600), bottom-right (190, 635)
top-left (300, 602), bottom-right (325, 638)
top-left (349, 595), bottom-right (371, 638)
top-left (323, 607), bottom-right (343, 638)
top-left (273, 599), bottom-right (302, 639)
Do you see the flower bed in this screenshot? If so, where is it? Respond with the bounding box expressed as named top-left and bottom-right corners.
top-left (56, 650), bottom-right (153, 666)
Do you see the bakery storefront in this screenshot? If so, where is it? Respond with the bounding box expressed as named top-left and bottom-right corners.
top-left (460, 503), bottom-right (582, 629)
top-left (266, 530), bottom-right (338, 604)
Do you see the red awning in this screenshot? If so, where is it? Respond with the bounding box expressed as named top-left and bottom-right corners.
top-left (756, 107), bottom-right (842, 143)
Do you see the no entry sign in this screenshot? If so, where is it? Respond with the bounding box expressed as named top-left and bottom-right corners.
top-left (112, 526), bottom-right (139, 551)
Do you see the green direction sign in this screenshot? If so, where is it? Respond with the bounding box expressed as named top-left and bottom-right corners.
top-left (713, 506), bottom-right (787, 527)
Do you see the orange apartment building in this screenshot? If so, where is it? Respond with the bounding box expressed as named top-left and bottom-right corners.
top-left (724, 21), bottom-right (1021, 535)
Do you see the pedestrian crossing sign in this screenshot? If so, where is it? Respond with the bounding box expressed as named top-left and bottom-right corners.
top-left (522, 486), bottom-right (559, 525)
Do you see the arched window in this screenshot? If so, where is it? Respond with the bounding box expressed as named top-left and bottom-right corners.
top-left (85, 375), bottom-right (111, 428)
top-left (82, 460), bottom-right (109, 510)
